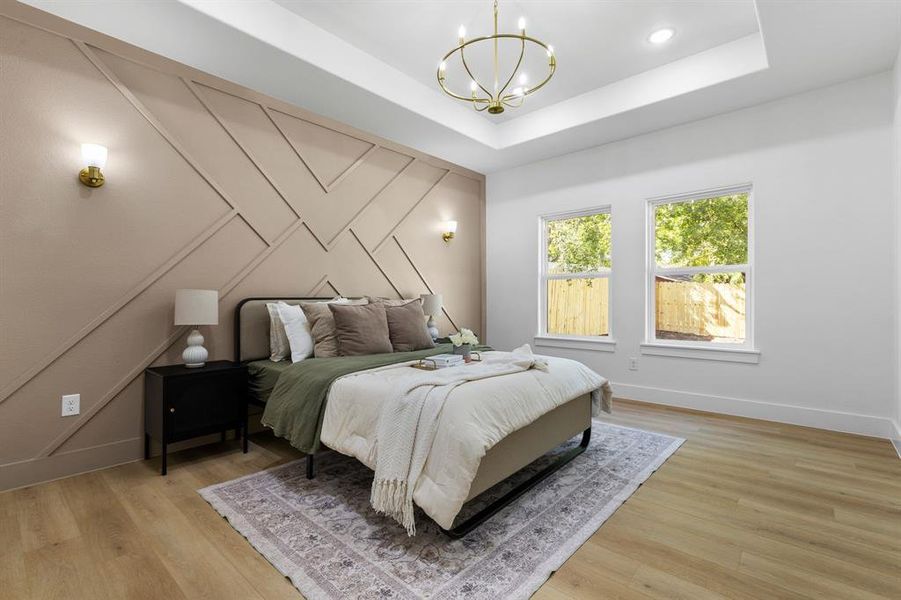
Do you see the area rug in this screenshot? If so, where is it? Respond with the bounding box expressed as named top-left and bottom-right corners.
top-left (199, 420), bottom-right (683, 599)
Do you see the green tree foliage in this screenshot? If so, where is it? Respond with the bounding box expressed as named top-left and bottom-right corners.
top-left (546, 213), bottom-right (611, 274)
top-left (655, 194), bottom-right (748, 283)
top-left (546, 194), bottom-right (748, 284)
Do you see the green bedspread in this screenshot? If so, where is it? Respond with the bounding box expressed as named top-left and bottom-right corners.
top-left (261, 344), bottom-right (489, 454)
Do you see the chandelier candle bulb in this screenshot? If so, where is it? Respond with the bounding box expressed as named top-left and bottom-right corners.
top-left (436, 0), bottom-right (555, 115)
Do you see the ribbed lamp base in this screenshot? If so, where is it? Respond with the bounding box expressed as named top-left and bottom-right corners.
top-left (182, 328), bottom-right (208, 368)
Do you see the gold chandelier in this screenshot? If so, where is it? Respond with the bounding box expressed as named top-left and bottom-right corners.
top-left (437, 0), bottom-right (556, 114)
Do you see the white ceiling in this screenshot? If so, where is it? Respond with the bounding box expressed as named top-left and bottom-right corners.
top-left (17, 0), bottom-right (901, 173)
top-left (274, 0), bottom-right (761, 121)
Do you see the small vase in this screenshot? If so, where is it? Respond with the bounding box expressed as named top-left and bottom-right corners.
top-left (453, 344), bottom-right (472, 360)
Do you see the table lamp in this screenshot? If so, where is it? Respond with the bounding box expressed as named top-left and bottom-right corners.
top-left (420, 293), bottom-right (442, 340)
top-left (174, 289), bottom-right (219, 368)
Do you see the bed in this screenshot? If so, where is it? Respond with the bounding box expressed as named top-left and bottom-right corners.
top-left (235, 297), bottom-right (610, 537)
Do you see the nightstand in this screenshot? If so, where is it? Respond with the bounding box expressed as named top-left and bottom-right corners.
top-left (144, 360), bottom-right (248, 475)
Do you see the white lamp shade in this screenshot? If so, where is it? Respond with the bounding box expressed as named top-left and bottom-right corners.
top-left (443, 220), bottom-right (458, 234)
top-left (174, 289), bottom-right (219, 325)
top-left (420, 293), bottom-right (443, 316)
top-left (81, 143), bottom-right (108, 169)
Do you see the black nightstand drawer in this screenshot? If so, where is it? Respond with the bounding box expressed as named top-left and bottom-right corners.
top-left (166, 372), bottom-right (244, 439)
top-left (144, 361), bottom-right (248, 475)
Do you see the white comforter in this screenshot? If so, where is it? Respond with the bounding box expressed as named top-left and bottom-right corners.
top-left (320, 350), bottom-right (611, 529)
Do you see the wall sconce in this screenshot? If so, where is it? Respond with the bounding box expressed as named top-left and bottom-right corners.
top-left (442, 220), bottom-right (458, 243)
top-left (79, 143), bottom-right (107, 187)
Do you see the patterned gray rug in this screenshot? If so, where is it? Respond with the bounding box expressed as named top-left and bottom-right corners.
top-left (200, 420), bottom-right (683, 600)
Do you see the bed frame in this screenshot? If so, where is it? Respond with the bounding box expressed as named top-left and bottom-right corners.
top-left (234, 296), bottom-right (592, 538)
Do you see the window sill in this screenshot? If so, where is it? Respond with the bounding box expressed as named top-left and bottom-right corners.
top-left (640, 342), bottom-right (760, 364)
top-left (534, 335), bottom-right (616, 352)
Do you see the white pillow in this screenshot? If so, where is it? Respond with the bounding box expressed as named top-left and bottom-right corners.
top-left (266, 302), bottom-right (291, 362)
top-left (276, 302), bottom-right (315, 363)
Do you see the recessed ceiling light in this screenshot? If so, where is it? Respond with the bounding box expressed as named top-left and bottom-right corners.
top-left (648, 28), bottom-right (675, 45)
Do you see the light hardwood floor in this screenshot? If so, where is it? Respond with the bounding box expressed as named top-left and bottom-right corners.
top-left (1, 400), bottom-right (899, 599)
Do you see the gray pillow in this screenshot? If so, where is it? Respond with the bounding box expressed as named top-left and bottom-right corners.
top-left (385, 300), bottom-right (435, 352)
top-left (300, 298), bottom-right (367, 358)
top-left (329, 303), bottom-right (393, 356)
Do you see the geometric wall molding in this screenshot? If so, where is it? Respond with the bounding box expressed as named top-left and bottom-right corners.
top-left (0, 11), bottom-right (484, 491)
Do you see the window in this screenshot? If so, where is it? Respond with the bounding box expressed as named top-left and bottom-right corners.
top-left (539, 208), bottom-right (612, 341)
top-left (647, 186), bottom-right (753, 350)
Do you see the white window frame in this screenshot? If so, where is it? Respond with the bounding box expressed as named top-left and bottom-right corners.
top-left (536, 206), bottom-right (615, 351)
top-left (642, 184), bottom-right (759, 363)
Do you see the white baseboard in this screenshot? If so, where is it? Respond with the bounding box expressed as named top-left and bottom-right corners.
top-left (892, 420), bottom-right (901, 460)
top-left (612, 382), bottom-right (898, 440)
top-left (0, 437), bottom-right (143, 492)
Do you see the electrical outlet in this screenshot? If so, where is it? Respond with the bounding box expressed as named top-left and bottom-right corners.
top-left (61, 394), bottom-right (80, 417)
top-left (628, 357), bottom-right (638, 371)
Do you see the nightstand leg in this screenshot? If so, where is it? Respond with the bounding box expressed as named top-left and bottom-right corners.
top-left (235, 427), bottom-right (240, 441)
top-left (144, 433), bottom-right (151, 460)
top-left (242, 424), bottom-right (248, 453)
top-left (161, 442), bottom-right (168, 476)
top-left (220, 431), bottom-right (226, 442)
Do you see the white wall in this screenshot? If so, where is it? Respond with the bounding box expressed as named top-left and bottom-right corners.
top-left (893, 48), bottom-right (901, 447)
top-left (486, 73), bottom-right (898, 439)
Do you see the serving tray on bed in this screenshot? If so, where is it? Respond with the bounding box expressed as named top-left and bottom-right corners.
top-left (411, 352), bottom-right (482, 370)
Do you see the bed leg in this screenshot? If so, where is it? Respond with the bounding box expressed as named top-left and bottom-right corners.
top-left (441, 425), bottom-right (592, 539)
top-left (306, 453), bottom-right (316, 479)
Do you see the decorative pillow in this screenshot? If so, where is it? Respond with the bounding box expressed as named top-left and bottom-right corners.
top-left (329, 303), bottom-right (393, 356)
top-left (301, 298), bottom-right (368, 357)
top-left (385, 300), bottom-right (435, 352)
top-left (275, 302), bottom-right (314, 363)
top-left (265, 302), bottom-right (291, 362)
top-left (367, 296), bottom-right (421, 307)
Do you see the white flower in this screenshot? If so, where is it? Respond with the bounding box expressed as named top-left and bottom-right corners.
top-left (450, 328), bottom-right (479, 346)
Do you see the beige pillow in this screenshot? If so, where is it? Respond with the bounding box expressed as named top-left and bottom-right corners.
top-left (385, 300), bottom-right (435, 352)
top-left (265, 302), bottom-right (291, 361)
top-left (329, 303), bottom-right (393, 356)
top-left (368, 296), bottom-right (420, 307)
top-left (300, 298), bottom-right (367, 358)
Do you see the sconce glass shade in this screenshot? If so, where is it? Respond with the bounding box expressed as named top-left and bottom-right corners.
top-left (442, 220), bottom-right (458, 242)
top-left (81, 144), bottom-right (108, 168)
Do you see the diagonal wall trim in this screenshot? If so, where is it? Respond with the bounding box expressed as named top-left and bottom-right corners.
top-left (75, 40), bottom-right (271, 246)
top-left (263, 106), bottom-right (381, 194)
top-left (391, 236), bottom-right (460, 331)
top-left (184, 79), bottom-right (304, 227)
top-left (325, 156), bottom-right (417, 247)
top-left (309, 275), bottom-right (332, 296)
top-left (0, 210), bottom-right (239, 405)
top-left (372, 170), bottom-right (451, 254)
top-left (219, 219), bottom-right (307, 302)
top-left (261, 105), bottom-right (330, 194)
top-left (348, 228), bottom-right (402, 297)
top-left (325, 144), bottom-right (379, 192)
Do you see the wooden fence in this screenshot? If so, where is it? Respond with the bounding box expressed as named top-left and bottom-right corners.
top-left (547, 278), bottom-right (609, 336)
top-left (655, 280), bottom-right (745, 340)
top-left (547, 278), bottom-right (745, 340)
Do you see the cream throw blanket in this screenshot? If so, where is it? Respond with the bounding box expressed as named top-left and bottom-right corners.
top-left (370, 345), bottom-right (549, 535)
